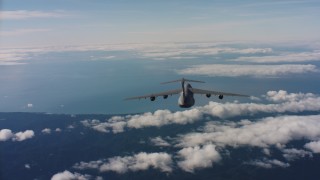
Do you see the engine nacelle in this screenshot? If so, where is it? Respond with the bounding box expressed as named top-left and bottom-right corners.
top-left (163, 95), bottom-right (168, 99)
top-left (219, 95), bottom-right (223, 99)
top-left (150, 96), bottom-right (156, 101)
top-left (206, 94), bottom-right (211, 98)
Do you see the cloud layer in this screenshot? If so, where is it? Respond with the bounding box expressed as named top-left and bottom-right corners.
top-left (81, 90), bottom-right (320, 133)
top-left (177, 64), bottom-right (318, 77)
top-left (234, 51), bottom-right (320, 63)
top-left (177, 115), bottom-right (320, 148)
top-left (70, 90), bottom-right (320, 175)
top-left (75, 113), bottom-right (320, 173)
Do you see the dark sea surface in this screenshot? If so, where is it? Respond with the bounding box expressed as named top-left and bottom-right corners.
top-left (1, 112), bottom-right (320, 180)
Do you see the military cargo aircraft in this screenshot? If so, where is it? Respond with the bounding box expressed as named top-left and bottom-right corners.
top-left (125, 78), bottom-right (249, 108)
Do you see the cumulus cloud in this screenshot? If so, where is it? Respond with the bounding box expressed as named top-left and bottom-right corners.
top-left (13, 130), bottom-right (35, 141)
top-left (51, 170), bottom-right (92, 180)
top-left (177, 64), bottom-right (318, 77)
top-left (177, 115), bottom-right (320, 148)
top-left (305, 141), bottom-right (320, 153)
top-left (82, 90), bottom-right (320, 133)
top-left (234, 51), bottom-right (320, 63)
top-left (0, 129), bottom-right (14, 141)
top-left (74, 152), bottom-right (173, 174)
top-left (177, 144), bottom-right (221, 172)
top-left (150, 136), bottom-right (170, 147)
top-left (42, 128), bottom-right (51, 134)
top-left (266, 90), bottom-right (316, 102)
top-left (246, 159), bottom-right (290, 168)
top-left (82, 108), bottom-right (202, 133)
top-left (0, 129), bottom-right (35, 141)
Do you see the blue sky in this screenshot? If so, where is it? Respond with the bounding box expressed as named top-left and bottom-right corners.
top-left (1, 0), bottom-right (320, 47)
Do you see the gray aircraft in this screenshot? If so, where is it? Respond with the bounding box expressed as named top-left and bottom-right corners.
top-left (125, 78), bottom-right (249, 108)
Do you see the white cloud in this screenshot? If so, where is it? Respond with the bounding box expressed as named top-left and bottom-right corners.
top-left (1, 10), bottom-right (68, 20)
top-left (177, 144), bottom-right (221, 172)
top-left (0, 129), bottom-right (14, 141)
top-left (177, 115), bottom-right (320, 148)
top-left (200, 94), bottom-right (320, 119)
top-left (100, 152), bottom-right (173, 173)
top-left (82, 91), bottom-right (320, 133)
top-left (90, 55), bottom-right (116, 61)
top-left (266, 90), bottom-right (315, 102)
top-left (246, 159), bottom-right (290, 168)
top-left (51, 170), bottom-right (92, 180)
top-left (150, 136), bottom-right (170, 147)
top-left (234, 51), bottom-right (320, 63)
top-left (73, 160), bottom-right (105, 170)
top-left (139, 45), bottom-right (272, 59)
top-left (1, 129), bottom-right (35, 142)
top-left (305, 141), bottom-right (320, 153)
top-left (0, 42), bottom-right (272, 65)
top-left (250, 96), bottom-right (261, 101)
top-left (282, 148), bottom-right (313, 161)
top-left (42, 128), bottom-right (51, 134)
top-left (25, 164), bottom-right (31, 169)
top-left (27, 103), bottom-right (33, 108)
top-left (55, 128), bottom-right (62, 132)
top-left (82, 108), bottom-right (202, 133)
top-left (13, 130), bottom-right (35, 141)
top-left (177, 64), bottom-right (318, 77)
top-left (74, 152), bottom-right (173, 174)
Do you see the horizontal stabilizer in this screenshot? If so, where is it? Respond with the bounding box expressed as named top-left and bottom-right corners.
top-left (161, 78), bottom-right (205, 84)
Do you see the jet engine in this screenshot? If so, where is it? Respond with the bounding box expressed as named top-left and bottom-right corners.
top-left (163, 95), bottom-right (168, 99)
top-left (150, 96), bottom-right (156, 101)
top-left (206, 94), bottom-right (211, 98)
top-left (219, 95), bottom-right (223, 99)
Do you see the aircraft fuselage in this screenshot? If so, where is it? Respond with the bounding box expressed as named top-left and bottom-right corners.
top-left (178, 83), bottom-right (195, 108)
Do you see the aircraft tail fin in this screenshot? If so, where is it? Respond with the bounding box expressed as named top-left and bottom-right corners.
top-left (161, 78), bottom-right (205, 84)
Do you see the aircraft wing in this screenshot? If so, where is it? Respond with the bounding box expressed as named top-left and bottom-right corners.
top-left (190, 88), bottom-right (249, 97)
top-left (125, 89), bottom-right (181, 100)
